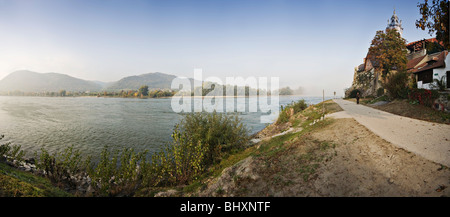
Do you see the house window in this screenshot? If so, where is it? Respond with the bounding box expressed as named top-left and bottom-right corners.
top-left (417, 70), bottom-right (433, 84)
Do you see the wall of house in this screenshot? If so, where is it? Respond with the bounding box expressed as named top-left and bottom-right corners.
top-left (417, 54), bottom-right (450, 90)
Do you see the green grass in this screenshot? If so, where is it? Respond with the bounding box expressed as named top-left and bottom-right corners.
top-left (0, 162), bottom-right (71, 197)
top-left (181, 130), bottom-right (302, 194)
top-left (255, 132), bottom-right (300, 158)
top-left (297, 100), bottom-right (343, 128)
top-left (181, 145), bottom-right (257, 194)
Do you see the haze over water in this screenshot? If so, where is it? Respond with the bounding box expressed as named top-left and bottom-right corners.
top-left (0, 96), bottom-right (332, 157)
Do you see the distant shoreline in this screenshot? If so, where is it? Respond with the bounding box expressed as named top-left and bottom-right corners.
top-left (0, 94), bottom-right (331, 99)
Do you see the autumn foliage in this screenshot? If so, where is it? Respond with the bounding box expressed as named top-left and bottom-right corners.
top-left (368, 29), bottom-right (408, 77)
top-left (416, 0), bottom-right (449, 49)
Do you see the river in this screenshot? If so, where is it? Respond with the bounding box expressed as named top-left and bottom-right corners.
top-left (0, 96), bottom-right (332, 157)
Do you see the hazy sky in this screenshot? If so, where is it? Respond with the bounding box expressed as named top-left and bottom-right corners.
top-left (0, 0), bottom-right (434, 96)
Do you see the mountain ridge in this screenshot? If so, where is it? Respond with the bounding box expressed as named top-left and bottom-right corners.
top-left (0, 70), bottom-right (189, 93)
top-left (105, 72), bottom-right (184, 91)
top-left (0, 70), bottom-right (103, 92)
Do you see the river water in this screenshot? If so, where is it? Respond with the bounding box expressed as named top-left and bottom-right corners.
top-left (0, 96), bottom-right (331, 157)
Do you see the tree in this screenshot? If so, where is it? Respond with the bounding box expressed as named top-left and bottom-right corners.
top-left (355, 69), bottom-right (374, 88)
top-left (138, 85), bottom-right (149, 96)
top-left (279, 87), bottom-right (293, 95)
top-left (416, 0), bottom-right (449, 49)
top-left (368, 29), bottom-right (408, 78)
top-left (426, 40), bottom-right (446, 54)
top-left (59, 90), bottom-right (66, 97)
top-left (383, 71), bottom-right (409, 99)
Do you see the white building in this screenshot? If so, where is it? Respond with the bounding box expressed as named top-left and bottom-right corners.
top-left (411, 51), bottom-right (450, 90)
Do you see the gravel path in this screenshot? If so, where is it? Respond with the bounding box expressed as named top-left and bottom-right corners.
top-left (331, 99), bottom-right (450, 167)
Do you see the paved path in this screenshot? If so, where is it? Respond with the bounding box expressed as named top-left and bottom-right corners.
top-left (330, 99), bottom-right (450, 167)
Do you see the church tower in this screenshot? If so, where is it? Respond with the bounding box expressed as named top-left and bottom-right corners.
top-left (386, 9), bottom-right (403, 37)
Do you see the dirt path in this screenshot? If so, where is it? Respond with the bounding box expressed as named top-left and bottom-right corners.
top-left (197, 118), bottom-right (450, 197)
top-left (332, 99), bottom-right (450, 167)
top-left (309, 119), bottom-right (449, 196)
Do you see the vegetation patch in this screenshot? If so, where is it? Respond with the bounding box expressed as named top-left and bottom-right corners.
top-left (276, 99), bottom-right (308, 124)
top-left (371, 99), bottom-right (450, 124)
top-left (0, 162), bottom-right (71, 197)
top-left (1, 111), bottom-right (250, 197)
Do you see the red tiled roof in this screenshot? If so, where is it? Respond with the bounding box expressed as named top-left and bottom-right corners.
top-left (407, 38), bottom-right (444, 52)
top-left (412, 51), bottom-right (448, 74)
top-left (407, 55), bottom-right (426, 70)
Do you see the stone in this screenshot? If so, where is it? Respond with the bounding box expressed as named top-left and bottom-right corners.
top-left (25, 158), bottom-right (35, 164)
top-left (250, 139), bottom-right (262, 144)
top-left (388, 178), bottom-right (394, 184)
top-left (22, 163), bottom-right (32, 172)
top-left (155, 189), bottom-right (178, 197)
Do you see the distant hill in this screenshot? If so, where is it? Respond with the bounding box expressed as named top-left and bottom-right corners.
top-left (91, 80), bottom-right (112, 88)
top-left (105, 72), bottom-right (190, 91)
top-left (0, 70), bottom-right (103, 93)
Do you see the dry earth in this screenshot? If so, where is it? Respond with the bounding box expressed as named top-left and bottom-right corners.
top-left (198, 118), bottom-right (450, 197)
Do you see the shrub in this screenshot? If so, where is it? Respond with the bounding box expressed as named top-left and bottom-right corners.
top-left (177, 111), bottom-right (249, 163)
top-left (0, 135), bottom-right (10, 159)
top-left (142, 111), bottom-right (250, 187)
top-left (0, 135), bottom-right (24, 163)
top-left (291, 99), bottom-right (308, 114)
top-left (408, 88), bottom-right (439, 107)
top-left (145, 129), bottom-right (208, 186)
top-left (376, 88), bottom-right (385, 97)
top-left (349, 89), bottom-right (361, 98)
top-left (408, 74), bottom-right (418, 89)
top-left (84, 146), bottom-right (147, 196)
top-left (430, 76), bottom-right (447, 91)
top-left (34, 145), bottom-right (83, 187)
top-left (276, 105), bottom-right (290, 124)
top-left (383, 71), bottom-right (409, 99)
top-left (276, 100), bottom-right (309, 124)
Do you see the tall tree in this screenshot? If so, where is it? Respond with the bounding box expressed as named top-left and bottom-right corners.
top-left (416, 0), bottom-right (449, 49)
top-left (138, 85), bottom-right (149, 96)
top-left (368, 29), bottom-right (408, 77)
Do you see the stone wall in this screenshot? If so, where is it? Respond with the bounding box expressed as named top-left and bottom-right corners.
top-left (434, 91), bottom-right (450, 112)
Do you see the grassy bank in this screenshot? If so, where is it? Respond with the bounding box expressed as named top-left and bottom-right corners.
top-left (178, 100), bottom-right (343, 196)
top-left (0, 162), bottom-right (71, 197)
top-left (189, 99), bottom-right (450, 197)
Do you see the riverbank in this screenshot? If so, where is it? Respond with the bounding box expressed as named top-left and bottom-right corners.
top-left (164, 100), bottom-right (450, 197)
top-left (0, 160), bottom-right (71, 197)
top-left (1, 99), bottom-right (448, 197)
